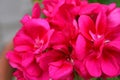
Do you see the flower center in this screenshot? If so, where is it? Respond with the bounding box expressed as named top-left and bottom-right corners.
top-left (34, 37), bottom-right (44, 54)
top-left (89, 31), bottom-right (110, 49)
top-left (94, 35), bottom-right (104, 49)
top-left (89, 31), bottom-right (111, 58)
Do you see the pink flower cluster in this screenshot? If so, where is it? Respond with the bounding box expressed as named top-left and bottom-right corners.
top-left (7, 0), bottom-right (120, 80)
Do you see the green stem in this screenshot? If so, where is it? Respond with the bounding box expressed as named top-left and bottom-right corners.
top-left (96, 78), bottom-right (102, 80)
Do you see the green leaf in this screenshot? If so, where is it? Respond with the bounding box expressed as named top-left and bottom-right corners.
top-left (89, 0), bottom-right (120, 6)
top-left (107, 77), bottom-right (120, 80)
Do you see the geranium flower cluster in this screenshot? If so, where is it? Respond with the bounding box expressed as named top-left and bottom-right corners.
top-left (7, 0), bottom-right (120, 80)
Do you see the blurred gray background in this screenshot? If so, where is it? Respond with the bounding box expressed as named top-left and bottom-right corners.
top-left (0, 0), bottom-right (32, 52)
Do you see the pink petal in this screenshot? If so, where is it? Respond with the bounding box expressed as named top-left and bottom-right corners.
top-left (50, 31), bottom-right (67, 45)
top-left (48, 4), bottom-right (74, 31)
top-left (14, 46), bottom-right (31, 52)
top-left (42, 29), bottom-right (54, 49)
top-left (25, 62), bottom-right (41, 77)
top-left (37, 50), bottom-right (64, 71)
top-left (24, 19), bottom-right (50, 38)
top-left (22, 52), bottom-right (34, 67)
top-left (96, 11), bottom-right (107, 34)
top-left (14, 70), bottom-right (26, 80)
top-left (32, 3), bottom-right (41, 18)
top-left (74, 60), bottom-right (90, 79)
top-left (79, 3), bottom-right (99, 14)
top-left (105, 25), bottom-right (120, 40)
top-left (33, 29), bottom-right (54, 54)
top-left (57, 4), bottom-right (74, 22)
top-left (107, 37), bottom-right (120, 51)
top-left (38, 72), bottom-right (49, 80)
top-left (52, 44), bottom-right (69, 54)
top-left (14, 29), bottom-right (33, 46)
top-left (108, 3), bottom-right (116, 12)
top-left (75, 34), bottom-right (86, 60)
top-left (43, 0), bottom-right (65, 17)
top-left (20, 14), bottom-right (31, 25)
top-left (49, 60), bottom-right (73, 80)
top-left (85, 56), bottom-right (101, 77)
top-left (79, 3), bottom-right (107, 15)
top-left (108, 8), bottom-right (120, 28)
top-left (101, 55), bottom-right (119, 77)
top-left (78, 15), bottom-right (95, 40)
top-left (6, 51), bottom-right (21, 69)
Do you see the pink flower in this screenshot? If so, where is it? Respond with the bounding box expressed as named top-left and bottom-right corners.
top-left (73, 3), bottom-right (120, 79)
top-left (7, 3), bottom-right (54, 80)
top-left (7, 2), bottom-right (74, 80)
top-left (14, 5), bottom-right (54, 54)
top-left (36, 50), bottom-right (65, 71)
top-left (7, 50), bottom-right (43, 79)
top-left (14, 18), bottom-right (54, 54)
top-left (6, 1), bottom-right (120, 80)
top-left (43, 0), bottom-right (64, 17)
top-left (42, 0), bottom-right (85, 17)
top-left (36, 49), bottom-right (74, 80)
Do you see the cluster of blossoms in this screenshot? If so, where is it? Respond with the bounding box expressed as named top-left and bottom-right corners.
top-left (7, 0), bottom-right (120, 80)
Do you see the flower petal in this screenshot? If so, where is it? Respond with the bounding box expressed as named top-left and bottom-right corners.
top-left (79, 3), bottom-right (107, 15)
top-left (43, 0), bottom-right (65, 17)
top-left (101, 55), bottom-right (119, 77)
top-left (108, 3), bottom-right (116, 12)
top-left (108, 8), bottom-right (120, 28)
top-left (25, 62), bottom-right (41, 77)
top-left (52, 44), bottom-right (69, 54)
top-left (75, 34), bottom-right (86, 60)
top-left (78, 15), bottom-right (95, 40)
top-left (85, 56), bottom-right (101, 77)
top-left (13, 70), bottom-right (26, 80)
top-left (14, 29), bottom-right (33, 47)
top-left (96, 11), bottom-right (107, 34)
top-left (74, 60), bottom-right (90, 79)
top-left (6, 51), bottom-right (21, 69)
top-left (37, 50), bottom-right (64, 71)
top-left (32, 3), bottom-right (41, 18)
top-left (20, 14), bottom-right (31, 25)
top-left (109, 37), bottom-right (120, 50)
top-left (24, 19), bottom-right (50, 38)
top-left (14, 46), bottom-right (31, 52)
top-left (50, 31), bottom-right (68, 45)
top-left (49, 60), bottom-right (73, 80)
top-left (22, 52), bottom-right (34, 67)
top-left (41, 29), bottom-right (54, 50)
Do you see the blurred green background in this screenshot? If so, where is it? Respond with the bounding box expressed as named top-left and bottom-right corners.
top-left (89, 0), bottom-right (120, 6)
